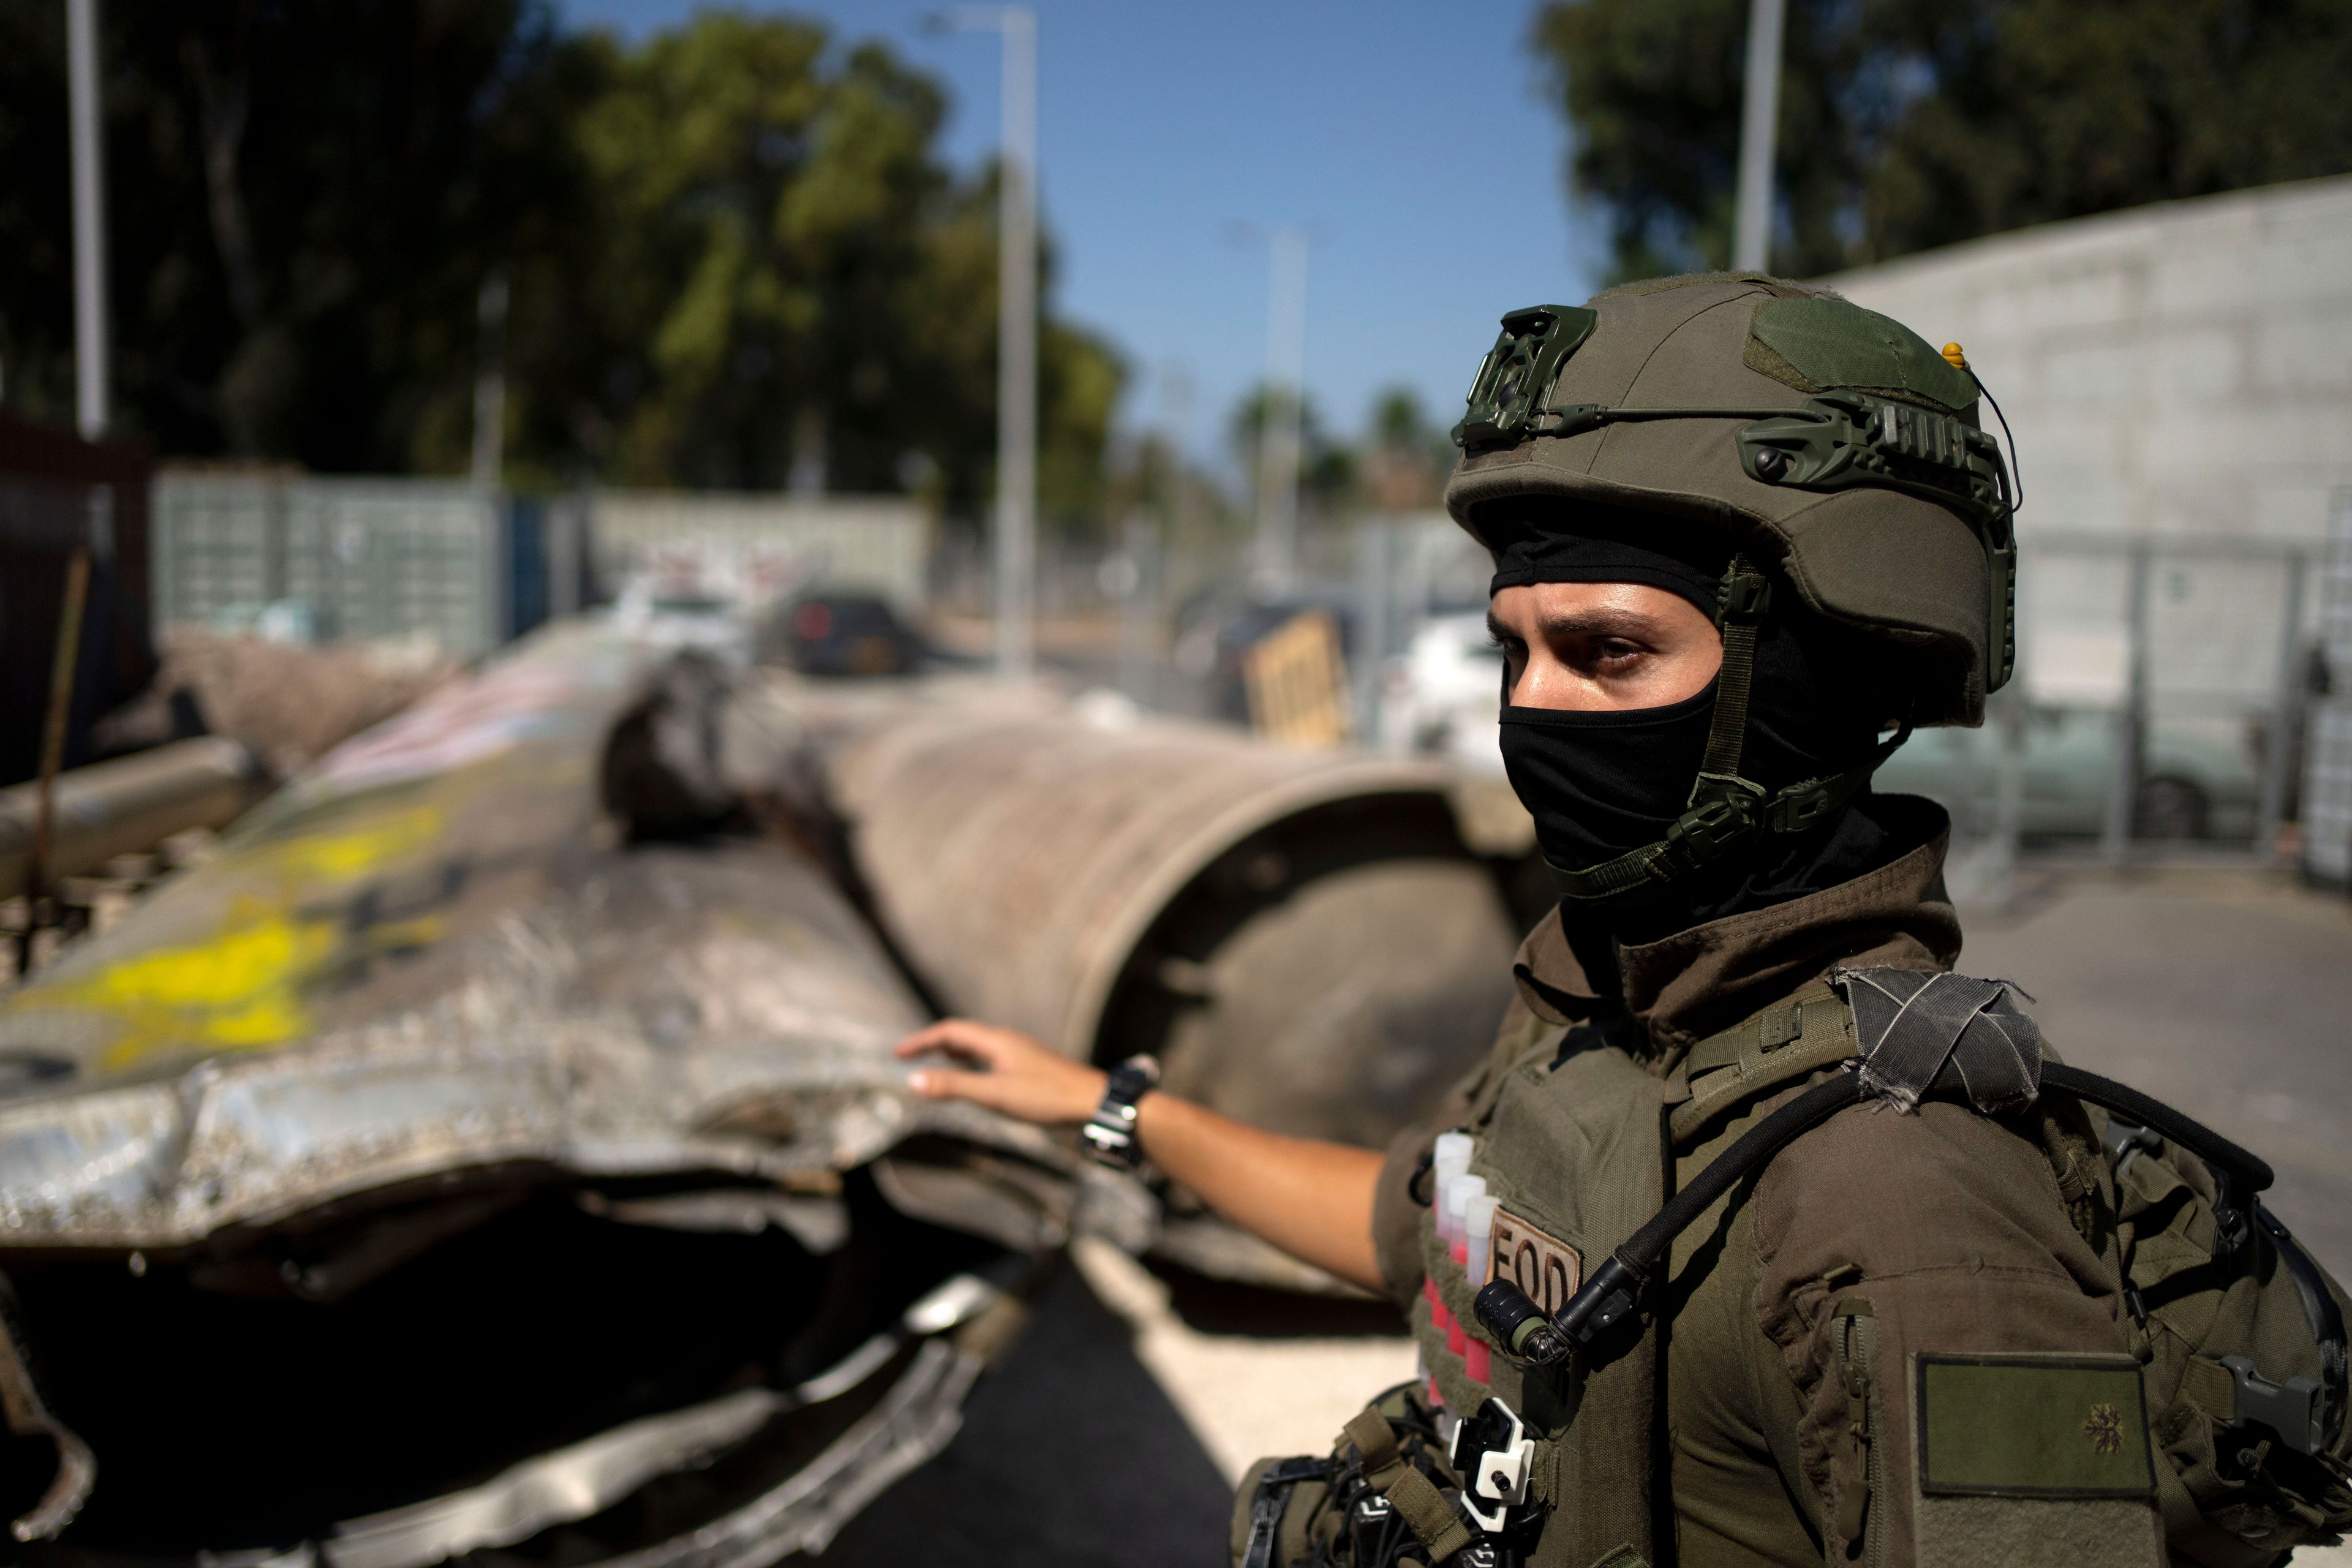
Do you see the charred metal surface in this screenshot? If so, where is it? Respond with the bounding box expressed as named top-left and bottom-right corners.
top-left (0, 625), bottom-right (1072, 1566)
top-left (797, 679), bottom-right (1523, 1149)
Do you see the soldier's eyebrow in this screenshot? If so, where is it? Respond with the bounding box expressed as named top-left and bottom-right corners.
top-left (1490, 607), bottom-right (1673, 644)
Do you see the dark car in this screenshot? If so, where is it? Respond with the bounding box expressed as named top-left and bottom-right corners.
top-left (767, 592), bottom-right (927, 677)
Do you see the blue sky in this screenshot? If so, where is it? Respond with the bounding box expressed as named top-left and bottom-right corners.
top-left (554, 1), bottom-right (1605, 471)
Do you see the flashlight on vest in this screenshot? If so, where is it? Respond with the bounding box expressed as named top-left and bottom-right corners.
top-left (1474, 1255), bottom-right (1646, 1369)
top-left (1473, 1280), bottom-right (1565, 1364)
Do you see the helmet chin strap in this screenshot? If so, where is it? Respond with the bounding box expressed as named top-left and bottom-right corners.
top-left (1546, 555), bottom-right (1913, 902)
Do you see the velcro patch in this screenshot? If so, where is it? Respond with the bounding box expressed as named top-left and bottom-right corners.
top-left (1487, 1210), bottom-right (1581, 1317)
top-left (1916, 1354), bottom-right (2155, 1498)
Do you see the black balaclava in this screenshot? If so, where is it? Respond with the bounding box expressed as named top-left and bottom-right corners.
top-left (1487, 499), bottom-right (1936, 946)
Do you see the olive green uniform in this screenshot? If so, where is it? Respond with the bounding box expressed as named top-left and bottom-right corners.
top-left (1234, 273), bottom-right (2350, 1568)
top-left (1372, 826), bottom-right (2165, 1566)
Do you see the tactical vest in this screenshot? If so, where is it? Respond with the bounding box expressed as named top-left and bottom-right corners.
top-left (1232, 969), bottom-right (2352, 1568)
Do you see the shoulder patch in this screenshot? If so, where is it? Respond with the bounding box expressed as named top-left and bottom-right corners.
top-left (1915, 1353), bottom-right (2155, 1499)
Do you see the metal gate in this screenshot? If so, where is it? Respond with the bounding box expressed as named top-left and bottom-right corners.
top-left (2300, 496), bottom-right (2352, 883)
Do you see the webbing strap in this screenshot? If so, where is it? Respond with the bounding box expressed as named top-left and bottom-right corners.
top-left (2177, 1356), bottom-right (2238, 1423)
top-left (1697, 556), bottom-right (1770, 783)
top-left (1344, 1408), bottom-right (1401, 1474)
top-left (1671, 984), bottom-right (1856, 1145)
top-left (1547, 552), bottom-right (1918, 902)
top-left (1548, 731), bottom-right (1909, 901)
top-left (1386, 1469), bottom-right (1472, 1562)
top-left (1342, 1408), bottom-right (1472, 1564)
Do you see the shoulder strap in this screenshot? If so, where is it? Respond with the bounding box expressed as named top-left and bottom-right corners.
top-left (1670, 980), bottom-right (1856, 1146)
top-left (1479, 978), bottom-right (2291, 1376)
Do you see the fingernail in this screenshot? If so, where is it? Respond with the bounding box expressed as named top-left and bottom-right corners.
top-left (907, 1071), bottom-right (930, 1093)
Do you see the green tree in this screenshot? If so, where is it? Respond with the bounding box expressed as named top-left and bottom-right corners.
top-left (902, 165), bottom-right (1124, 533)
top-left (0, 0), bottom-right (597, 469)
top-left (1531, 0), bottom-right (2352, 280)
top-left (1229, 382), bottom-right (1354, 520)
top-left (0, 4), bottom-right (1123, 533)
top-left (1360, 385), bottom-right (1450, 510)
top-left (559, 16), bottom-right (949, 491)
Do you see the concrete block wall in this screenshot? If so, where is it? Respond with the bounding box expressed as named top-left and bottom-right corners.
top-left (1825, 179), bottom-right (2352, 716)
top-left (1826, 175), bottom-right (2352, 550)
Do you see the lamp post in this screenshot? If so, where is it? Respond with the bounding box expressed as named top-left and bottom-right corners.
top-left (67, 0), bottom-right (108, 439)
top-left (1731, 0), bottom-right (1786, 273)
top-left (927, 6), bottom-right (1038, 680)
top-left (1227, 223), bottom-right (1310, 591)
top-left (1256, 226), bottom-right (1308, 591)
top-left (471, 271), bottom-right (508, 492)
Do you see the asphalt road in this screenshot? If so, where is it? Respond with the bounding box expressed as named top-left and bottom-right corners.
top-left (827, 866), bottom-right (2352, 1566)
top-left (1961, 865), bottom-right (2352, 1278)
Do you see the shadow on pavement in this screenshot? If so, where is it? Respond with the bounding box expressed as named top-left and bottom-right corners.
top-left (822, 1260), bottom-right (1235, 1568)
top-left (1150, 1260), bottom-right (1408, 1338)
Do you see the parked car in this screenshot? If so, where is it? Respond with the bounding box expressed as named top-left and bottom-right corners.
top-left (1378, 611), bottom-right (1505, 773)
top-left (1875, 705), bottom-right (2261, 842)
top-left (767, 591), bottom-right (928, 676)
top-left (612, 578), bottom-right (751, 666)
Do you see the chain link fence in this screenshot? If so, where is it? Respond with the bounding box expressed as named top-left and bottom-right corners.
top-left (2297, 495), bottom-right (2352, 884)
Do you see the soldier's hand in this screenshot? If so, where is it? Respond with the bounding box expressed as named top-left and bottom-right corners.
top-left (895, 1019), bottom-right (1109, 1126)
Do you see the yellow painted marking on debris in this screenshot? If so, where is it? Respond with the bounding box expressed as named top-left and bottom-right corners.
top-left (39, 901), bottom-right (339, 1069)
top-left (242, 804), bottom-right (447, 885)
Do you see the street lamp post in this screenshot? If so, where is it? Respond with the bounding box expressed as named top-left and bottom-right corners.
top-left (66, 0), bottom-right (108, 439)
top-left (1731, 0), bottom-right (1786, 274)
top-left (1255, 226), bottom-right (1308, 591)
top-left (929, 6), bottom-right (1038, 680)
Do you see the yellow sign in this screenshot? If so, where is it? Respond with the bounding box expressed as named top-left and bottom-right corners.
top-left (1242, 609), bottom-right (1354, 748)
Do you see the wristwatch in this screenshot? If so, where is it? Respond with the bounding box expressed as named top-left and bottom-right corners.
top-left (1080, 1054), bottom-right (1161, 1170)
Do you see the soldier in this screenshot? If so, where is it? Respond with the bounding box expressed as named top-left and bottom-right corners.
top-left (899, 274), bottom-right (2350, 1567)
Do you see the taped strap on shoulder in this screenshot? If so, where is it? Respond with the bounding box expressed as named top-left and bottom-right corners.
top-left (1833, 967), bottom-right (2043, 1114)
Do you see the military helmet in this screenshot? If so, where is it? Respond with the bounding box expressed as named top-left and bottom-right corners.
top-left (1442, 273), bottom-right (2016, 728)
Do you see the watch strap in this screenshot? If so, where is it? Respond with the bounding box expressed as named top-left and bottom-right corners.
top-left (1081, 1055), bottom-right (1161, 1170)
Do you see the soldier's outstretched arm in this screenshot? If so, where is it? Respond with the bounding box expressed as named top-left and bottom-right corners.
top-left (896, 1018), bottom-right (1386, 1291)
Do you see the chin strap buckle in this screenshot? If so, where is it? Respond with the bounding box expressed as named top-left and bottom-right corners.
top-left (1765, 778), bottom-right (1841, 834)
top-left (1665, 774), bottom-right (1765, 869)
top-left (1716, 565), bottom-right (1774, 625)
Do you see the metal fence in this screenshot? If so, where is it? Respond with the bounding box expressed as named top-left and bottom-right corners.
top-left (152, 476), bottom-right (929, 658)
top-left (590, 491), bottom-right (929, 610)
top-left (2298, 496), bottom-right (2352, 883)
top-left (1340, 518), bottom-right (2321, 897)
top-left (1906, 533), bottom-right (2314, 895)
top-left (154, 473), bottom-right (508, 655)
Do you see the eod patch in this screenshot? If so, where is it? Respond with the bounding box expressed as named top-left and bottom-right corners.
top-left (1488, 1210), bottom-right (1581, 1317)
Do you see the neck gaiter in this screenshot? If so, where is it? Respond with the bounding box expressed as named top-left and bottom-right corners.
top-left (1484, 501), bottom-right (1932, 944)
